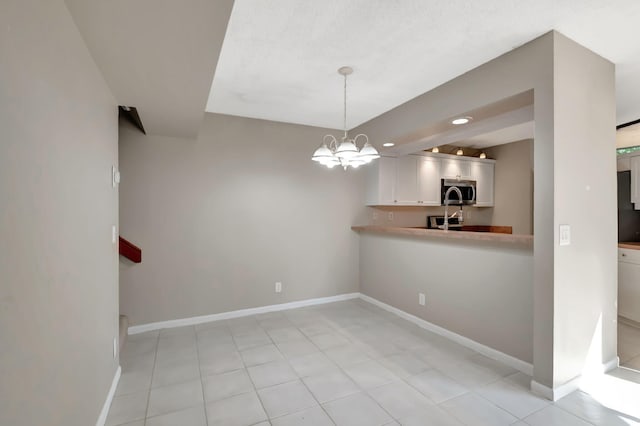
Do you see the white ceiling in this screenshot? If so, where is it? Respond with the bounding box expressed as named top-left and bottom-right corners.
top-left (65, 0), bottom-right (234, 138)
top-left (457, 122), bottom-right (534, 150)
top-left (207, 0), bottom-right (640, 130)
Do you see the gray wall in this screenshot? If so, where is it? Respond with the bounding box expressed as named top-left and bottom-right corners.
top-left (486, 139), bottom-right (534, 235)
top-left (119, 113), bottom-right (367, 326)
top-left (354, 31), bottom-right (617, 392)
top-left (0, 1), bottom-right (119, 425)
top-left (360, 234), bottom-right (534, 362)
top-left (354, 33), bottom-right (556, 386)
top-left (552, 34), bottom-right (617, 387)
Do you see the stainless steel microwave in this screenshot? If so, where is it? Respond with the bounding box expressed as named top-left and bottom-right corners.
top-left (440, 179), bottom-right (476, 205)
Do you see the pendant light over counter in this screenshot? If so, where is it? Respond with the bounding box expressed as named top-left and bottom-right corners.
top-left (311, 67), bottom-right (380, 170)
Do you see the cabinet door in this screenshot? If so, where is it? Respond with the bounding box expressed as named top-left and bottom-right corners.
top-left (631, 156), bottom-right (640, 207)
top-left (417, 157), bottom-right (441, 205)
top-left (471, 162), bottom-right (494, 207)
top-left (441, 158), bottom-right (471, 180)
top-left (619, 260), bottom-right (640, 323)
top-left (395, 156), bottom-right (418, 204)
top-left (365, 156), bottom-right (396, 205)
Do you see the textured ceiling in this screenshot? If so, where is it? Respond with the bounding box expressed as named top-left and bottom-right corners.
top-left (207, 0), bottom-right (640, 129)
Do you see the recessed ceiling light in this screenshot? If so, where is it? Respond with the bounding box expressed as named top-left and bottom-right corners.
top-left (383, 142), bottom-right (395, 147)
top-left (479, 152), bottom-right (487, 159)
top-left (431, 146), bottom-right (439, 153)
top-left (456, 148), bottom-right (464, 156)
top-left (452, 116), bottom-right (472, 125)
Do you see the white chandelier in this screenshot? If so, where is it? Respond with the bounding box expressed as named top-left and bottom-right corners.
top-left (311, 66), bottom-right (380, 170)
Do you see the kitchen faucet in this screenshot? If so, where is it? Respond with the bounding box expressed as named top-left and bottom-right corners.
top-left (443, 186), bottom-right (463, 231)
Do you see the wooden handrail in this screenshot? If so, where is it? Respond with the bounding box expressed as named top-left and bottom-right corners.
top-left (119, 237), bottom-right (142, 263)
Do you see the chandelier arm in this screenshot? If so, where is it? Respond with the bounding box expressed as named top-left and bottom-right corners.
top-left (323, 134), bottom-right (339, 151)
top-left (351, 133), bottom-right (369, 149)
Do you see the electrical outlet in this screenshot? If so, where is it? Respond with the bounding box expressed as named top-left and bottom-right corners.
top-left (113, 337), bottom-right (117, 359)
top-left (275, 282), bottom-right (282, 293)
top-left (388, 212), bottom-right (394, 221)
top-left (419, 293), bottom-right (426, 306)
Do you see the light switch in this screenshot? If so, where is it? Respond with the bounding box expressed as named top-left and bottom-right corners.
top-left (112, 166), bottom-right (120, 187)
top-left (559, 224), bottom-right (571, 246)
top-left (112, 225), bottom-right (117, 244)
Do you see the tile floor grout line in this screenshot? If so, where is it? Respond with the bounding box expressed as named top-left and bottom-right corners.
top-left (272, 304), bottom-right (403, 424)
top-left (142, 330), bottom-right (160, 426)
top-left (267, 306), bottom-right (370, 425)
top-left (550, 400), bottom-right (599, 426)
top-left (468, 377), bottom-right (550, 421)
top-left (231, 316), bottom-right (273, 424)
top-left (143, 328), bottom-right (205, 423)
top-left (257, 309), bottom-right (341, 424)
top-left (193, 325), bottom-right (210, 426)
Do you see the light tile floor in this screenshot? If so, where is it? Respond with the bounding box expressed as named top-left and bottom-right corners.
top-left (107, 300), bottom-right (640, 426)
top-left (619, 319), bottom-right (640, 370)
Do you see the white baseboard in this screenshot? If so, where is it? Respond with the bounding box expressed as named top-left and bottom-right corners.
top-left (96, 365), bottom-right (121, 426)
top-left (601, 356), bottom-right (620, 373)
top-left (128, 293), bottom-right (360, 335)
top-left (358, 293), bottom-right (534, 376)
top-left (530, 356), bottom-right (619, 401)
top-left (531, 375), bottom-right (581, 401)
top-left (530, 380), bottom-right (554, 400)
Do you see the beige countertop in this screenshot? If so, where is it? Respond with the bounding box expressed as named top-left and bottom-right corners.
top-left (351, 225), bottom-right (534, 248)
top-left (619, 242), bottom-right (640, 250)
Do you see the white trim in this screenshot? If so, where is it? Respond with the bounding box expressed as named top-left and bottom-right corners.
top-left (358, 293), bottom-right (534, 376)
top-left (529, 357), bottom-right (618, 402)
top-left (531, 375), bottom-right (581, 401)
top-left (601, 356), bottom-right (620, 373)
top-left (530, 380), bottom-right (554, 400)
top-left (96, 365), bottom-right (121, 426)
top-left (128, 293), bottom-right (360, 334)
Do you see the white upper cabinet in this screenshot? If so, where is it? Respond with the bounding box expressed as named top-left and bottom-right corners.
top-left (395, 156), bottom-right (419, 204)
top-left (471, 161), bottom-right (495, 207)
top-left (441, 158), bottom-right (471, 180)
top-left (417, 156), bottom-right (441, 205)
top-left (394, 156), bottom-right (441, 205)
top-left (365, 153), bottom-right (494, 207)
top-left (365, 156), bottom-right (396, 206)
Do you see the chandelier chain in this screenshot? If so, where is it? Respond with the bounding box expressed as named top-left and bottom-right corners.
top-left (343, 72), bottom-right (348, 139)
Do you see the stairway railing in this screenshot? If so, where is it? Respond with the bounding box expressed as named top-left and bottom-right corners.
top-left (119, 236), bottom-right (141, 263)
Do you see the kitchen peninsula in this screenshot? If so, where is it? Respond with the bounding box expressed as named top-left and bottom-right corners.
top-left (352, 225), bottom-right (533, 247)
top-left (353, 223), bottom-right (534, 369)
